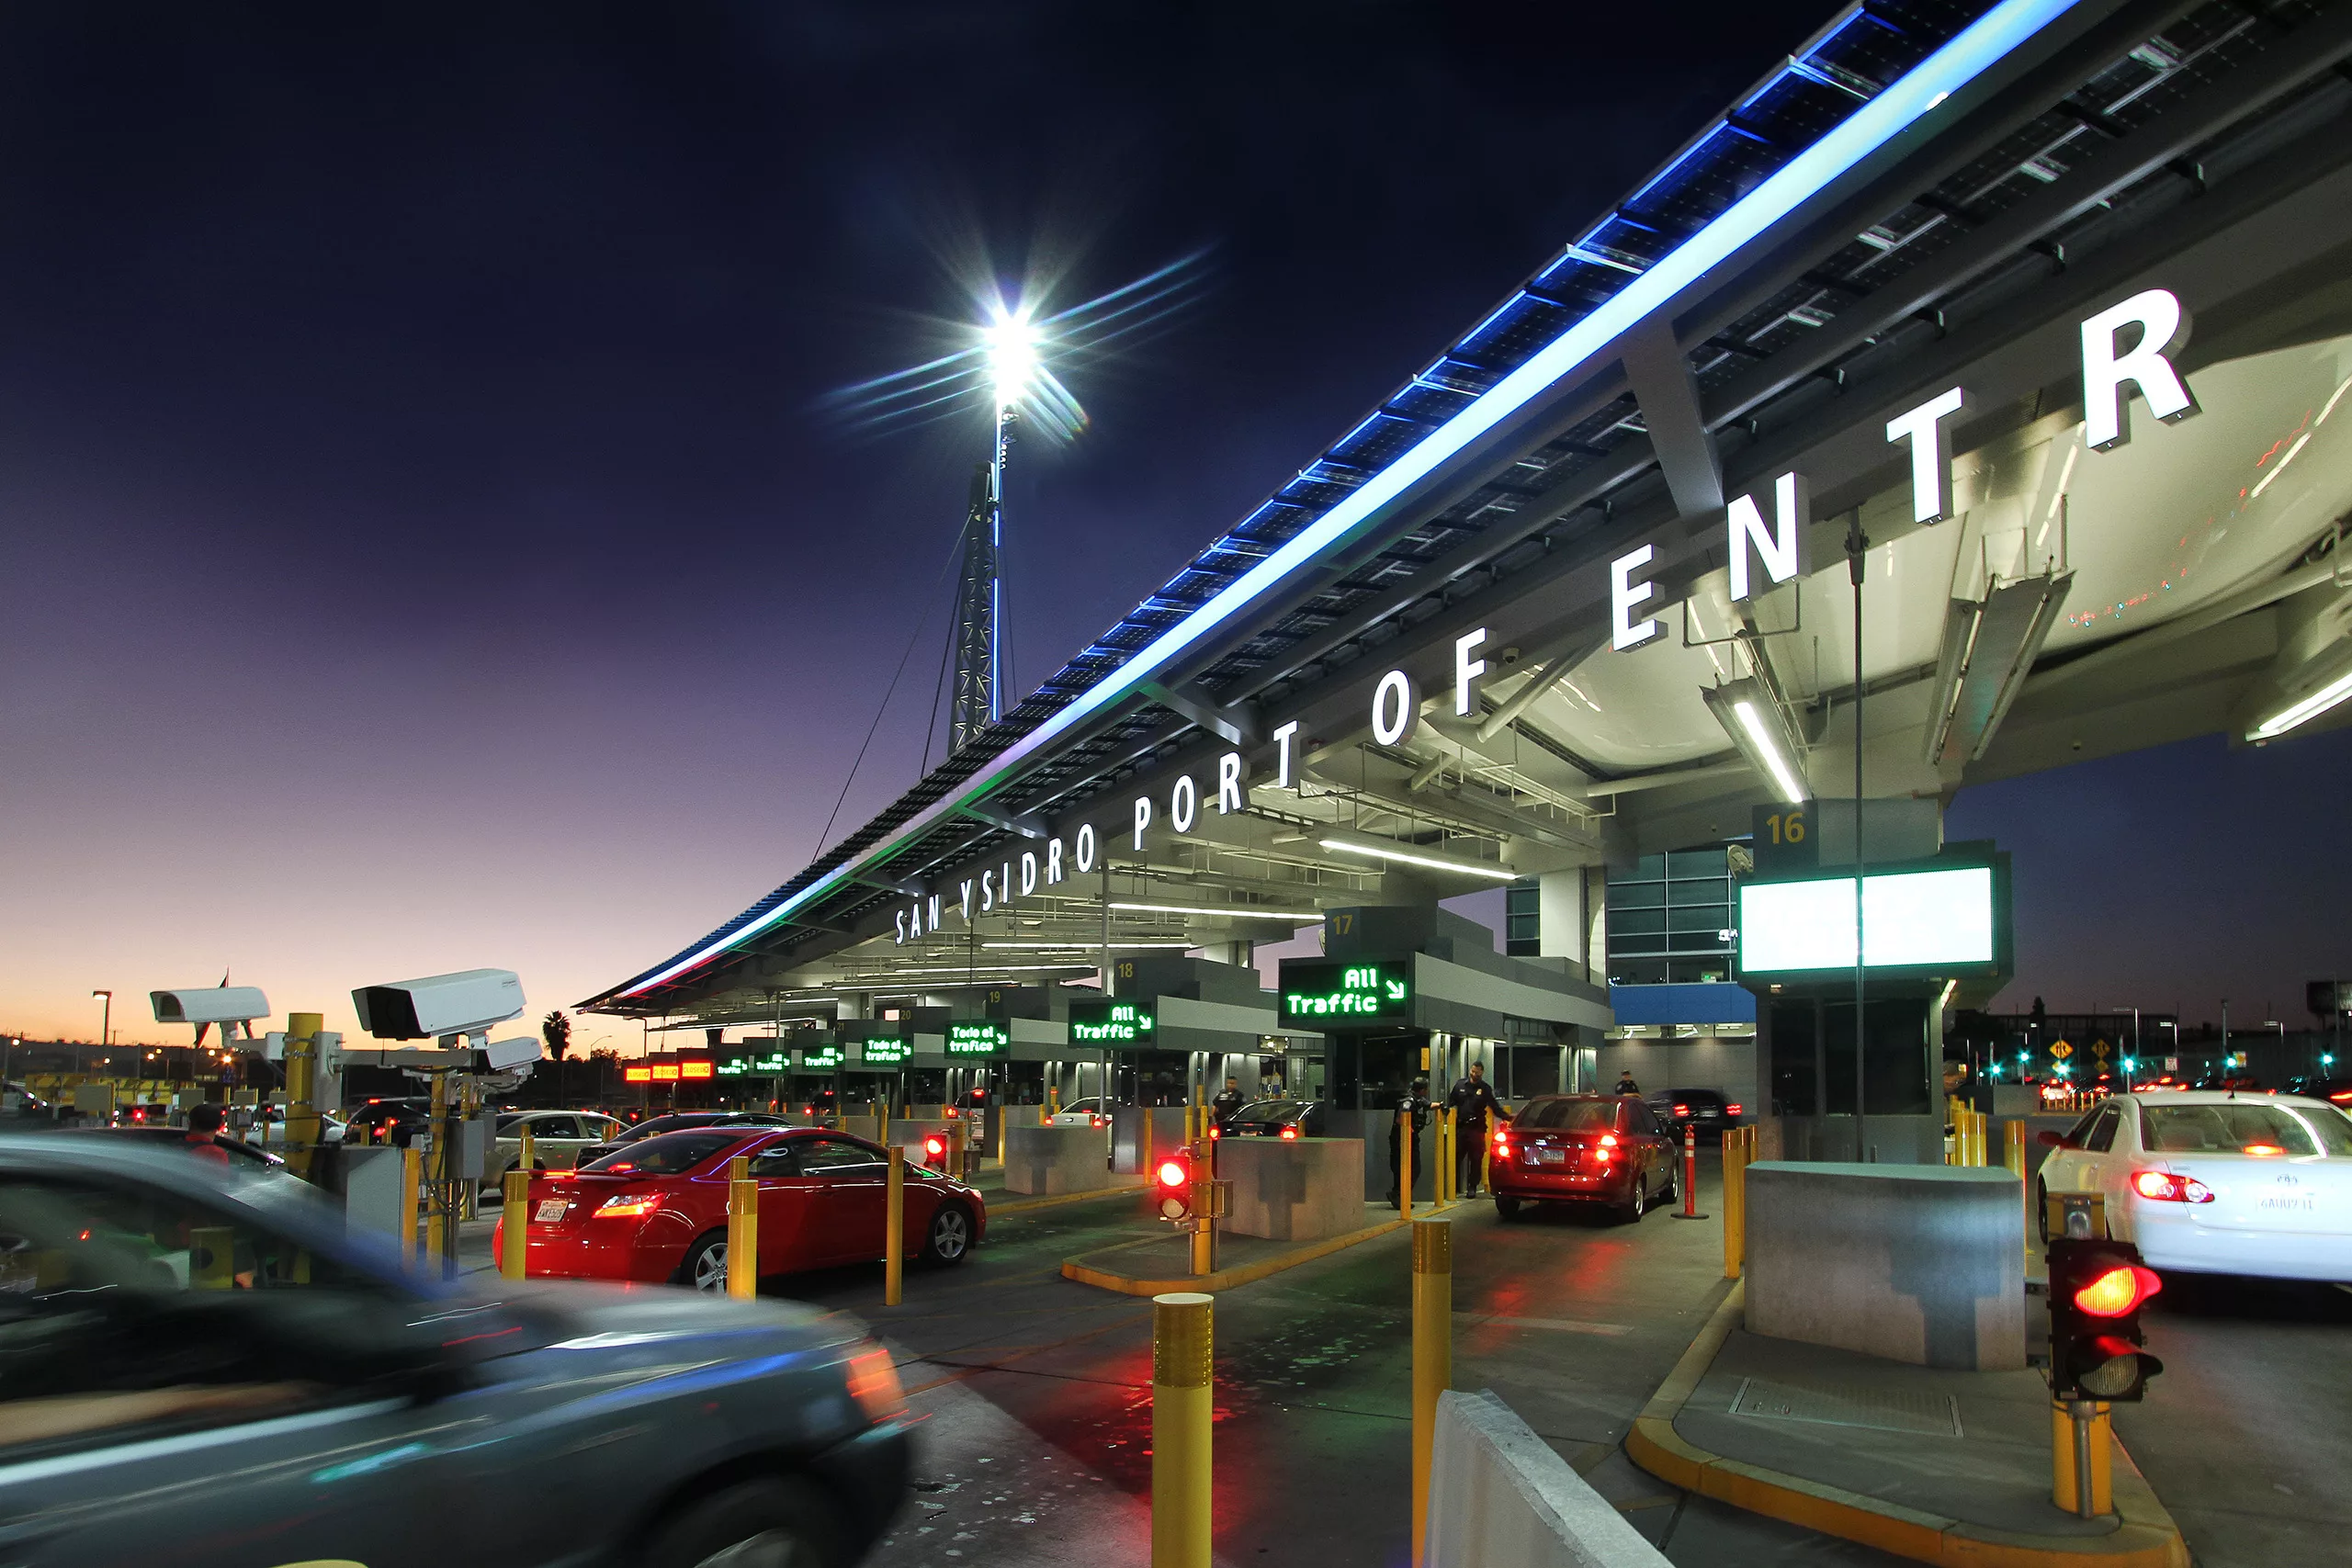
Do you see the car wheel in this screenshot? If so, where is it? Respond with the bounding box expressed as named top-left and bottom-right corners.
top-left (678, 1230), bottom-right (731, 1293)
top-left (1657, 1163), bottom-right (1678, 1207)
top-left (1494, 1196), bottom-right (1522, 1221)
top-left (922, 1201), bottom-right (974, 1266)
top-left (645, 1477), bottom-right (841, 1568)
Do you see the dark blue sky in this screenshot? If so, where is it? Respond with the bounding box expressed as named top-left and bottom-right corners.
top-left (1, 2), bottom-right (2338, 1041)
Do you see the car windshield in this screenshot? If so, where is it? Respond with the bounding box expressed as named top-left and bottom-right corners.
top-left (1233, 1100), bottom-right (1301, 1121)
top-left (2143, 1102), bottom-right (2352, 1156)
top-left (1514, 1100), bottom-right (1618, 1131)
top-left (580, 1131), bottom-right (744, 1176)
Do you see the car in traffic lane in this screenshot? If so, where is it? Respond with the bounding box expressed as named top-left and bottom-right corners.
top-left (504, 1125), bottom-right (986, 1292)
top-left (0, 1134), bottom-right (910, 1566)
top-left (573, 1110), bottom-right (793, 1167)
top-left (1488, 1094), bottom-right (1675, 1223)
top-left (1221, 1099), bottom-right (1330, 1140)
top-left (1643, 1089), bottom-right (1743, 1139)
top-left (2035, 1090), bottom-right (2352, 1281)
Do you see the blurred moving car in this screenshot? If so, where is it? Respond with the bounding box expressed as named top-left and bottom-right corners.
top-left (573, 1110), bottom-right (793, 1168)
top-left (1489, 1094), bottom-right (1675, 1223)
top-left (1642, 1089), bottom-right (1743, 1138)
top-left (1222, 1099), bottom-right (1329, 1140)
top-left (1046, 1097), bottom-right (1112, 1129)
top-left (344, 1098), bottom-right (432, 1145)
top-left (0, 1135), bottom-right (910, 1566)
top-left (2278, 1075), bottom-right (2352, 1105)
top-left (63, 1124), bottom-right (299, 1183)
top-left (508, 1125), bottom-right (986, 1292)
top-left (2035, 1090), bottom-right (2352, 1280)
top-left (489, 1110), bottom-right (628, 1189)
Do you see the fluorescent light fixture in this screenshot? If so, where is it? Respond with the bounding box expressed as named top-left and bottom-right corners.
top-left (1738, 867), bottom-right (1996, 972)
top-left (2247, 665), bottom-right (2352, 741)
top-left (1107, 900), bottom-right (1320, 921)
top-left (1318, 830), bottom-right (1517, 881)
top-left (1925, 571), bottom-right (2072, 765)
top-left (619, 0), bottom-right (2075, 998)
top-left (982, 939), bottom-right (1195, 950)
top-left (1702, 679), bottom-right (1810, 803)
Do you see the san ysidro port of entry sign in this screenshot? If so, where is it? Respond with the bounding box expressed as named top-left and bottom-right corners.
top-left (1278, 959), bottom-right (1412, 1030)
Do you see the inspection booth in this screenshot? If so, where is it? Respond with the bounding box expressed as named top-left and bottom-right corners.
top-left (1736, 815), bottom-right (2014, 1167)
top-left (1281, 905), bottom-right (1613, 1204)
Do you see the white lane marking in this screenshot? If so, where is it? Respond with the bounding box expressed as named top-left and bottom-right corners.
top-left (1454, 1312), bottom-right (1634, 1337)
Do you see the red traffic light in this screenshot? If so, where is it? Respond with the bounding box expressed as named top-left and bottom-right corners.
top-left (1155, 1155), bottom-right (1193, 1222)
top-left (923, 1134), bottom-right (948, 1164)
top-left (2075, 1264), bottom-right (2163, 1318)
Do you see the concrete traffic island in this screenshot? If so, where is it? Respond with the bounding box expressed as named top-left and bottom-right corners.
top-left (1746, 1161), bottom-right (2026, 1371)
top-left (1627, 1281), bottom-right (2190, 1568)
top-left (1061, 1196), bottom-right (1458, 1296)
top-left (1219, 1135), bottom-right (1365, 1241)
top-left (1002, 1122), bottom-right (1114, 1196)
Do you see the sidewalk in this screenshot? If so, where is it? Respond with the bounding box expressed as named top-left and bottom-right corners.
top-left (1630, 1282), bottom-right (2188, 1567)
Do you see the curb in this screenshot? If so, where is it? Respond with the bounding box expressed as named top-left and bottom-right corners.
top-left (1624, 1281), bottom-right (2189, 1568)
top-left (988, 1180), bottom-right (1148, 1218)
top-left (1060, 1197), bottom-right (1478, 1295)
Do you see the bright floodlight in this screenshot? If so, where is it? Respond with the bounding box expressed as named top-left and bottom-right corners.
top-left (983, 311), bottom-right (1040, 411)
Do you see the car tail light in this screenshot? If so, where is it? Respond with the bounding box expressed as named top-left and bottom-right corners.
top-left (2075, 1264), bottom-right (2163, 1318)
top-left (1671, 1104), bottom-right (1688, 1117)
top-left (2241, 1143), bottom-right (2285, 1156)
top-left (845, 1344), bottom-right (904, 1422)
top-left (1599, 1134), bottom-right (1618, 1147)
top-left (1093, 1115), bottom-right (1109, 1129)
top-left (1726, 1103), bottom-right (1743, 1116)
top-left (2131, 1169), bottom-right (2213, 1203)
top-left (1492, 1134), bottom-right (1511, 1161)
top-left (594, 1193), bottom-right (661, 1220)
top-left (1279, 1126), bottom-right (1298, 1141)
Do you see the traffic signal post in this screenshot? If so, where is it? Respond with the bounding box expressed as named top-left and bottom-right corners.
top-left (2044, 1235), bottom-right (2164, 1517)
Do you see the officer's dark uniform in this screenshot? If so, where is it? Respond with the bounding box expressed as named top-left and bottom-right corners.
top-left (1211, 1084), bottom-right (1246, 1133)
top-left (1386, 1084), bottom-right (1430, 1208)
top-left (1444, 1074), bottom-right (1504, 1195)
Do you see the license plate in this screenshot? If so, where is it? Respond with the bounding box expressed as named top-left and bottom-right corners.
top-left (534, 1199), bottom-right (569, 1223)
top-left (1533, 1147), bottom-right (1566, 1166)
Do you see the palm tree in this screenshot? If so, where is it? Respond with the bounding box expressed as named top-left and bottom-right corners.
top-left (541, 1011), bottom-right (572, 1102)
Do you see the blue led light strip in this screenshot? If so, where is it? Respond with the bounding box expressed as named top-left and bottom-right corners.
top-left (622, 0), bottom-right (2080, 998)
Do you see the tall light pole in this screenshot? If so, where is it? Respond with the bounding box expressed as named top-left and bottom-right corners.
top-left (949, 310), bottom-right (1041, 754)
top-left (89, 990), bottom-right (111, 1077)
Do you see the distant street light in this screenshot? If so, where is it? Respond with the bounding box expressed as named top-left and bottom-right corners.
top-left (90, 990), bottom-right (112, 1077)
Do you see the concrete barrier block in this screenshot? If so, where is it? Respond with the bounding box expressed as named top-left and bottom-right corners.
top-left (1746, 1161), bottom-right (2025, 1371)
top-left (340, 1145), bottom-right (408, 1242)
top-left (1219, 1137), bottom-right (1364, 1241)
top-left (1426, 1389), bottom-right (1670, 1568)
top-left (1112, 1107), bottom-right (1191, 1175)
top-left (1004, 1123), bottom-right (1114, 1195)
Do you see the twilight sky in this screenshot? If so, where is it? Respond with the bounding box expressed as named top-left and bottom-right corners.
top-left (3, 3), bottom-right (2345, 1049)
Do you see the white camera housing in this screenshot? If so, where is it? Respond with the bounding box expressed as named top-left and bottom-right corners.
top-left (480, 1036), bottom-right (541, 1073)
top-left (152, 987), bottom-right (271, 1028)
top-left (352, 969), bottom-right (525, 1043)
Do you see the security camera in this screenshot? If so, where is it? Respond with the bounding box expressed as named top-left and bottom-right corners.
top-left (152, 987), bottom-right (271, 1028)
top-left (352, 969), bottom-right (525, 1043)
top-left (479, 1036), bottom-right (541, 1074)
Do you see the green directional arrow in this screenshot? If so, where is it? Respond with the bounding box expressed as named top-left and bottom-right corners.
top-left (1385, 979), bottom-right (1407, 1002)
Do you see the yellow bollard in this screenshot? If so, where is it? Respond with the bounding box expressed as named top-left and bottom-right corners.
top-left (1438, 1107), bottom-right (1454, 1205)
top-left (950, 1118), bottom-right (968, 1181)
top-left (2051, 1400), bottom-right (2113, 1516)
top-left (1398, 1108), bottom-right (1414, 1221)
top-left (400, 1144), bottom-right (424, 1270)
top-left (424, 1071), bottom-right (452, 1271)
top-left (501, 1168), bottom-right (530, 1281)
top-left (886, 1146), bottom-right (905, 1306)
top-left (1150, 1292), bottom-right (1214, 1568)
top-left (1139, 1100), bottom-right (1154, 1179)
top-left (2005, 1117), bottom-right (2027, 1178)
top-left (190, 1225), bottom-right (235, 1291)
top-left (1410, 1217), bottom-right (1452, 1568)
top-left (726, 1155), bottom-right (758, 1300)
top-left (519, 1123), bottom-right (537, 1177)
top-left (996, 1102), bottom-right (1007, 1168)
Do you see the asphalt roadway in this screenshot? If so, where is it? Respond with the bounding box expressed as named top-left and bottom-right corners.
top-left (464, 1156), bottom-right (2350, 1567)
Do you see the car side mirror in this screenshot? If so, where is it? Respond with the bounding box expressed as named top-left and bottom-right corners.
top-left (2036, 1129), bottom-right (2066, 1148)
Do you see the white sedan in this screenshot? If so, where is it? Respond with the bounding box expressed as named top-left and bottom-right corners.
top-left (2036, 1090), bottom-right (2352, 1281)
top-left (488, 1110), bottom-right (626, 1186)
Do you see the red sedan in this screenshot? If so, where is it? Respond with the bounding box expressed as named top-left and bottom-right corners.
top-left (492, 1125), bottom-right (986, 1291)
top-left (1488, 1093), bottom-right (1675, 1223)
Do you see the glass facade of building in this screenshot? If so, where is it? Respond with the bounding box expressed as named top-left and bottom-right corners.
top-left (1605, 846), bottom-right (1736, 985)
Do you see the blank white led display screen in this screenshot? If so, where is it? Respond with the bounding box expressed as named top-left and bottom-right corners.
top-left (1738, 866), bottom-right (1996, 973)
